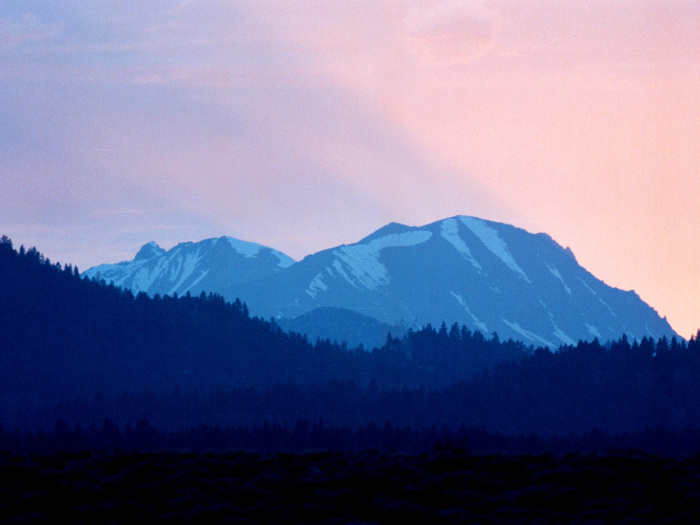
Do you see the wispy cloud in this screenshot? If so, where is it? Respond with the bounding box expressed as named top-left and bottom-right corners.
top-left (0, 13), bottom-right (63, 50)
top-left (1, 1), bottom-right (700, 336)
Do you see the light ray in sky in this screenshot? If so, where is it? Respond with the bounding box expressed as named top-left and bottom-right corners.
top-left (1, 1), bottom-right (699, 336)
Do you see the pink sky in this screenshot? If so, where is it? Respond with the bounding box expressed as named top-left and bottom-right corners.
top-left (1, 1), bottom-right (699, 337)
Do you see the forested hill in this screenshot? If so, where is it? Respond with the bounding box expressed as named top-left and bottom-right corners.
top-left (3, 237), bottom-right (700, 442)
top-left (0, 236), bottom-right (527, 411)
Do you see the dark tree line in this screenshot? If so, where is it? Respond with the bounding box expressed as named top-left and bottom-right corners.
top-left (3, 235), bottom-right (700, 448)
top-left (442, 332), bottom-right (700, 435)
top-left (11, 335), bottom-right (700, 439)
top-left (0, 235), bottom-right (526, 416)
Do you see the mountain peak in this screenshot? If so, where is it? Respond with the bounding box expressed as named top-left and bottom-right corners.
top-left (220, 236), bottom-right (295, 268)
top-left (84, 235), bottom-right (296, 298)
top-left (134, 241), bottom-right (165, 261)
top-left (563, 246), bottom-right (577, 263)
top-left (358, 222), bottom-right (416, 244)
top-left (220, 236), bottom-right (264, 258)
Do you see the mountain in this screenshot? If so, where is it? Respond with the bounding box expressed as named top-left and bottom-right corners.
top-left (223, 216), bottom-right (678, 348)
top-left (83, 236), bottom-right (295, 298)
top-left (83, 217), bottom-right (679, 348)
top-left (276, 307), bottom-right (407, 350)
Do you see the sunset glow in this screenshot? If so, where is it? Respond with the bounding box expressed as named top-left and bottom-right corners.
top-left (1, 1), bottom-right (699, 336)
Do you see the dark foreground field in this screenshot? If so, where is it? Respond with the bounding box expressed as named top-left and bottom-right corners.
top-left (1, 448), bottom-right (698, 524)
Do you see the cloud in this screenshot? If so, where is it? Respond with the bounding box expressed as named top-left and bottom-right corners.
top-left (402, 1), bottom-right (500, 67)
top-left (0, 1), bottom-right (512, 265)
top-left (240, 0), bottom-right (502, 95)
top-left (1, 1), bottom-right (501, 93)
top-left (0, 2), bottom-right (248, 84)
top-left (0, 14), bottom-right (63, 50)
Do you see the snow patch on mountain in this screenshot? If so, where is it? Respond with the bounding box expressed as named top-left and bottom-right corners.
top-left (502, 319), bottom-right (555, 348)
top-left (225, 237), bottom-right (262, 258)
top-left (331, 260), bottom-right (353, 285)
top-left (87, 260), bottom-right (147, 288)
top-left (224, 236), bottom-right (295, 268)
top-left (273, 251), bottom-right (296, 268)
top-left (306, 273), bottom-right (328, 298)
top-left (181, 269), bottom-right (210, 294)
top-left (598, 297), bottom-right (617, 317)
top-left (551, 322), bottom-right (576, 346)
top-left (333, 231), bottom-right (432, 290)
top-left (577, 278), bottom-right (617, 318)
top-left (440, 219), bottom-right (482, 270)
top-left (133, 263), bottom-right (163, 293)
top-left (450, 292), bottom-right (488, 333)
top-left (585, 324), bottom-right (602, 339)
top-left (460, 217), bottom-right (531, 283)
top-left (577, 277), bottom-right (597, 296)
top-left (169, 251), bottom-right (206, 294)
top-left (545, 262), bottom-right (572, 295)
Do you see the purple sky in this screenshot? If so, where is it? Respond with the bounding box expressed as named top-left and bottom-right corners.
top-left (2, 1), bottom-right (699, 337)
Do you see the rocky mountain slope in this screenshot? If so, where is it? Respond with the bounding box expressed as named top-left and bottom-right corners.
top-left (85, 216), bottom-right (678, 348)
top-left (83, 236), bottom-right (294, 298)
top-left (223, 216), bottom-right (677, 348)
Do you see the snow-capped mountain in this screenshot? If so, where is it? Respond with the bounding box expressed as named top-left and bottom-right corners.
top-left (223, 216), bottom-right (678, 348)
top-left (83, 236), bottom-right (294, 298)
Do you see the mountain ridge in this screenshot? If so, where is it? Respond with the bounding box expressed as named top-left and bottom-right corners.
top-left (84, 216), bottom-right (679, 347)
top-left (83, 235), bottom-right (294, 298)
